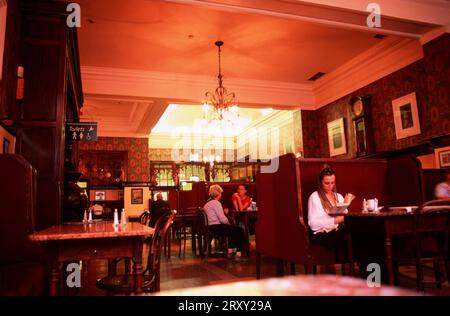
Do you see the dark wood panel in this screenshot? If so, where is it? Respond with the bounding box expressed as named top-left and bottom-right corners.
top-left (22, 43), bottom-right (60, 121)
top-left (18, 126), bottom-right (58, 177)
top-left (23, 16), bottom-right (63, 42)
top-left (36, 177), bottom-right (61, 230)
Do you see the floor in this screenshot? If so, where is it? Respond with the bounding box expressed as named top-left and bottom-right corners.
top-left (73, 235), bottom-right (450, 296)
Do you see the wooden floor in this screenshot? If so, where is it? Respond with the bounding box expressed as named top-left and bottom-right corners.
top-left (73, 236), bottom-right (450, 296)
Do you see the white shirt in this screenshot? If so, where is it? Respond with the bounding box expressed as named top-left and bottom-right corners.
top-left (435, 182), bottom-right (450, 199)
top-left (204, 199), bottom-right (229, 225)
top-left (308, 191), bottom-right (345, 233)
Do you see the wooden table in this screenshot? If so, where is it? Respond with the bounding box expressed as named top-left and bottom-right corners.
top-left (235, 210), bottom-right (257, 237)
top-left (154, 275), bottom-right (417, 296)
top-left (29, 221), bottom-right (154, 296)
top-left (344, 207), bottom-right (450, 285)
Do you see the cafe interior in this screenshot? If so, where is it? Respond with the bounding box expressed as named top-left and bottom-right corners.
top-left (0, 0), bottom-right (449, 296)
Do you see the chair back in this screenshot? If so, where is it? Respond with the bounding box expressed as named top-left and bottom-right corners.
top-left (146, 209), bottom-right (175, 292)
top-left (414, 199), bottom-right (450, 235)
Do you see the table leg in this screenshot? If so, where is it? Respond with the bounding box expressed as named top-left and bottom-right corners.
top-left (346, 233), bottom-right (355, 276)
top-left (384, 236), bottom-right (394, 285)
top-left (49, 265), bottom-right (60, 296)
top-left (133, 242), bottom-right (143, 294)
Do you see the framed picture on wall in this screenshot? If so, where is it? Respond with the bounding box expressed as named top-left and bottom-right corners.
top-left (131, 188), bottom-right (143, 204)
top-left (435, 146), bottom-right (450, 168)
top-left (327, 118), bottom-right (347, 157)
top-left (94, 191), bottom-right (106, 201)
top-left (392, 92), bottom-right (421, 140)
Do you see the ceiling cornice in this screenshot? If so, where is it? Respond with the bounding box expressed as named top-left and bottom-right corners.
top-left (313, 37), bottom-right (424, 109)
top-left (81, 66), bottom-right (315, 108)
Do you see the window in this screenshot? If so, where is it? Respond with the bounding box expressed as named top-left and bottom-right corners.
top-left (0, 0), bottom-right (7, 80)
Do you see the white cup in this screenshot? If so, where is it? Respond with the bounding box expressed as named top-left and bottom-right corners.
top-left (367, 199), bottom-right (376, 211)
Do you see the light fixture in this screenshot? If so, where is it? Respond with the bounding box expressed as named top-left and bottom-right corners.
top-left (203, 41), bottom-right (239, 123)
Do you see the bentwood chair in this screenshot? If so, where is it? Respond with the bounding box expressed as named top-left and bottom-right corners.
top-left (96, 210), bottom-right (175, 294)
top-left (395, 199), bottom-right (450, 292)
top-left (199, 209), bottom-right (229, 260)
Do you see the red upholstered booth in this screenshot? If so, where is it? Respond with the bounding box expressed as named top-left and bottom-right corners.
top-left (255, 154), bottom-right (424, 272)
top-left (0, 155), bottom-right (44, 296)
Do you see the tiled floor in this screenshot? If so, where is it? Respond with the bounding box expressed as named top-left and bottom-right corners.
top-left (75, 236), bottom-right (450, 296)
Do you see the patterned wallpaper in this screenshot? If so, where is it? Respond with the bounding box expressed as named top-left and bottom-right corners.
top-left (302, 34), bottom-right (450, 158)
top-left (79, 137), bottom-right (149, 181)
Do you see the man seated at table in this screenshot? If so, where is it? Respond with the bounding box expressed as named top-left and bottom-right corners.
top-left (434, 169), bottom-right (450, 199)
top-left (204, 185), bottom-right (249, 261)
top-left (149, 193), bottom-right (170, 227)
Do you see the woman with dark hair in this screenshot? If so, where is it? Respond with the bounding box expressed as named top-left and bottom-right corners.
top-left (307, 165), bottom-right (355, 267)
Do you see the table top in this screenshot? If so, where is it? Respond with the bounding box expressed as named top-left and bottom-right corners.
top-left (29, 221), bottom-right (154, 241)
top-left (154, 275), bottom-right (417, 296)
top-left (345, 205), bottom-right (450, 217)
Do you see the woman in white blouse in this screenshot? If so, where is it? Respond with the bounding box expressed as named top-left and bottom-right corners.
top-left (307, 165), bottom-right (355, 267)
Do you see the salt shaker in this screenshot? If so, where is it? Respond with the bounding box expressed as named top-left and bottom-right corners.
top-left (83, 209), bottom-right (88, 223)
top-left (362, 198), bottom-right (368, 212)
top-left (113, 208), bottom-right (119, 226)
top-left (88, 209), bottom-right (93, 223)
top-left (374, 198), bottom-right (379, 212)
top-left (121, 208), bottom-right (127, 225)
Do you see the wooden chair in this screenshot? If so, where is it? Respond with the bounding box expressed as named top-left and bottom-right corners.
top-left (199, 209), bottom-right (229, 260)
top-left (96, 210), bottom-right (175, 294)
top-left (394, 199), bottom-right (450, 292)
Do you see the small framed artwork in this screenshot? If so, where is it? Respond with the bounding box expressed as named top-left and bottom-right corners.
top-left (435, 146), bottom-right (450, 168)
top-left (118, 190), bottom-right (124, 200)
top-left (327, 118), bottom-right (347, 157)
top-left (94, 191), bottom-right (106, 201)
top-left (2, 137), bottom-right (10, 154)
top-left (131, 188), bottom-right (143, 204)
top-left (392, 92), bottom-right (421, 140)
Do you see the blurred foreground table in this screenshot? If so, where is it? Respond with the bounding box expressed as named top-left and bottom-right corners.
top-left (154, 275), bottom-right (417, 296)
top-left (29, 221), bottom-right (154, 295)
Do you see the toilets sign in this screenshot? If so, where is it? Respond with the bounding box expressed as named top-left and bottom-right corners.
top-left (66, 122), bottom-right (97, 141)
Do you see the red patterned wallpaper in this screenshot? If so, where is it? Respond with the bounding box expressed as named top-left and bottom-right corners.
top-left (79, 137), bottom-right (149, 181)
top-left (302, 34), bottom-right (450, 158)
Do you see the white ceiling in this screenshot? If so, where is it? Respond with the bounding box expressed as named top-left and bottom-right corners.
top-left (77, 0), bottom-right (448, 138)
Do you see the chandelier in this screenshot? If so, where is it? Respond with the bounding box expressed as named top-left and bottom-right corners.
top-left (202, 41), bottom-right (239, 124)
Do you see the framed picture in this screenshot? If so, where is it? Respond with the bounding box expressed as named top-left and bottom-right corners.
top-left (94, 191), bottom-right (106, 201)
top-left (327, 118), bottom-right (347, 157)
top-left (2, 137), bottom-right (10, 154)
top-left (392, 92), bottom-right (421, 140)
top-left (131, 188), bottom-right (143, 204)
top-left (435, 146), bottom-right (450, 168)
top-left (118, 190), bottom-right (124, 200)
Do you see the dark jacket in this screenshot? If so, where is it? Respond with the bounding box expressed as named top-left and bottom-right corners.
top-left (149, 199), bottom-right (170, 228)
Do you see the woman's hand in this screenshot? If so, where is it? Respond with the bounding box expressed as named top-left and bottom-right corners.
top-left (334, 216), bottom-right (344, 224)
top-left (344, 193), bottom-right (356, 204)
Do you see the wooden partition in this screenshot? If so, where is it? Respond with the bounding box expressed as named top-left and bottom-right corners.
top-left (256, 154), bottom-right (424, 265)
top-left (0, 155), bottom-right (43, 295)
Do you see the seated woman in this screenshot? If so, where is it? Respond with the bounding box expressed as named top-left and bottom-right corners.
top-left (308, 165), bottom-right (355, 270)
top-left (204, 185), bottom-right (249, 261)
top-left (232, 185), bottom-right (252, 212)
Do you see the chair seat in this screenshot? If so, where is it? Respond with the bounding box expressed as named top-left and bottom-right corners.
top-left (96, 274), bottom-right (155, 293)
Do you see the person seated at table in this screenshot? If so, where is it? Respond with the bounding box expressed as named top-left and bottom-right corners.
top-left (204, 185), bottom-right (249, 261)
top-left (308, 165), bottom-right (355, 271)
top-left (149, 193), bottom-right (170, 228)
top-left (232, 185), bottom-right (252, 212)
top-left (434, 169), bottom-right (450, 199)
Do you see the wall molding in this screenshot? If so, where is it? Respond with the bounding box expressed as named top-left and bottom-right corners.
top-left (0, 0), bottom-right (7, 81)
top-left (81, 66), bottom-right (315, 108)
top-left (313, 37), bottom-right (424, 109)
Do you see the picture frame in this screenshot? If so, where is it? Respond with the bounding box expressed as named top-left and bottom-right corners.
top-left (435, 146), bottom-right (450, 168)
top-left (94, 191), bottom-right (106, 201)
top-left (392, 92), bottom-right (421, 140)
top-left (327, 118), bottom-right (347, 157)
top-left (2, 137), bottom-right (10, 154)
top-left (131, 188), bottom-right (143, 204)
top-left (118, 190), bottom-right (124, 200)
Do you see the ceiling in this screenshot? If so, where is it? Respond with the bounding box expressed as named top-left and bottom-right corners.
top-left (77, 0), bottom-right (448, 138)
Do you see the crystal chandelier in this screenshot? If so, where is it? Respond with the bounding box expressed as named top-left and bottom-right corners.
top-left (202, 41), bottom-right (239, 124)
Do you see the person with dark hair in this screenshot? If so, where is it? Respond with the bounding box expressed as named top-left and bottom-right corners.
top-left (149, 193), bottom-right (170, 228)
top-left (204, 185), bottom-right (249, 261)
top-left (307, 165), bottom-right (355, 269)
top-left (232, 185), bottom-right (252, 212)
